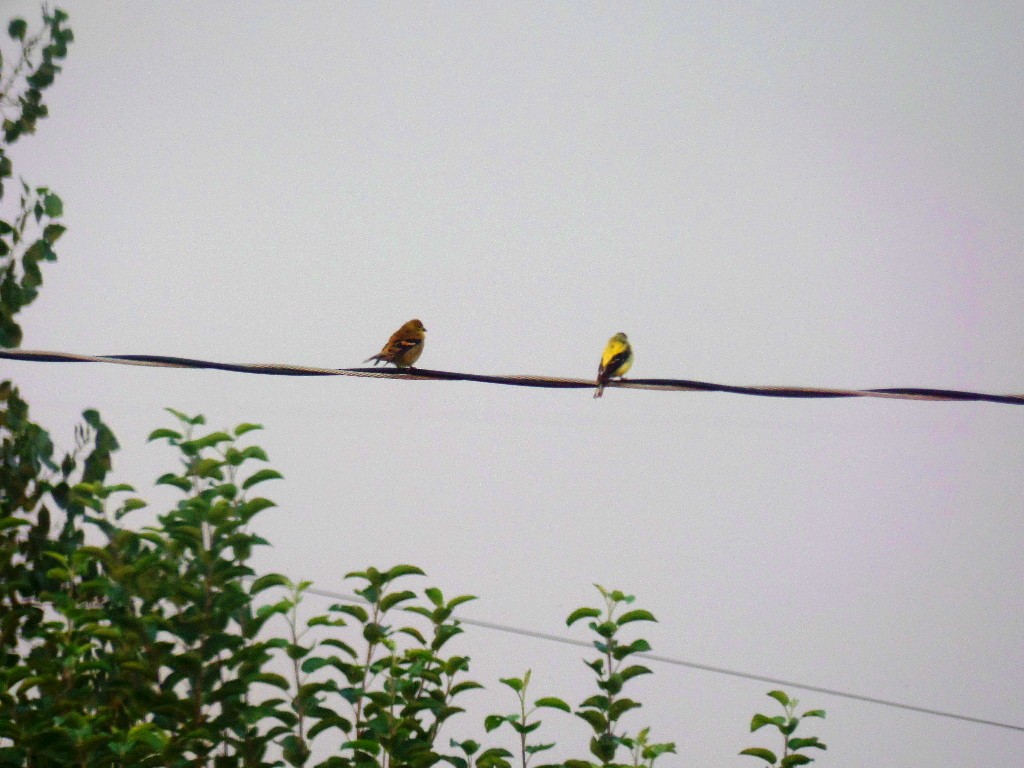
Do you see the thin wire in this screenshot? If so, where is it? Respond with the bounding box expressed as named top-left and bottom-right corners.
top-left (3, 348), bottom-right (1023, 405)
top-left (299, 585), bottom-right (1024, 734)
top-left (5, 525), bottom-right (1020, 733)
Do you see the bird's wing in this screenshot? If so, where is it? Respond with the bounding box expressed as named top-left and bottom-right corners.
top-left (600, 347), bottom-right (631, 379)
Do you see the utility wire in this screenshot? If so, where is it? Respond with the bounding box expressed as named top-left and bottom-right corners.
top-left (299, 585), bottom-right (1024, 734)
top-left (3, 348), bottom-right (1023, 405)
top-left (6, 530), bottom-right (1019, 733)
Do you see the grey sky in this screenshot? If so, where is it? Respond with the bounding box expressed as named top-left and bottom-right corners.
top-left (8, 2), bottom-right (1024, 766)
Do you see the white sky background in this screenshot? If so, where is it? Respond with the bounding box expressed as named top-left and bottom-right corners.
top-left (6, 1), bottom-right (1024, 766)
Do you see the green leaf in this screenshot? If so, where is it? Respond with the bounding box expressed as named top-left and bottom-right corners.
top-left (251, 573), bottom-right (290, 594)
top-left (333, 604), bottom-right (368, 622)
top-left (619, 664), bottom-right (652, 682)
top-left (190, 430), bottom-right (232, 449)
top-left (308, 715), bottom-right (352, 739)
top-left (301, 657), bottom-right (332, 673)
top-left (282, 734), bottom-right (310, 767)
top-left (379, 589), bottom-right (417, 612)
top-left (156, 473), bottom-right (191, 491)
top-left (397, 624), bottom-right (426, 643)
top-left (739, 747), bottom-right (778, 764)
top-left (751, 714), bottom-right (780, 732)
top-left (8, 19), bottom-right (27, 40)
top-left (608, 697), bottom-right (641, 721)
top-left (242, 468), bottom-right (283, 489)
top-left (575, 709), bottom-right (607, 734)
top-left (165, 407), bottom-right (203, 425)
top-left (450, 680), bottom-right (484, 696)
top-left (147, 427), bottom-right (181, 442)
top-left (447, 593), bottom-right (477, 609)
top-left (780, 755), bottom-right (812, 767)
top-left (766, 690), bottom-right (790, 707)
top-left (239, 496), bottom-right (276, 520)
top-left (0, 317), bottom-right (23, 348)
top-left (341, 739), bottom-right (381, 754)
top-left (451, 737), bottom-right (479, 756)
top-left (234, 422), bottom-right (263, 436)
top-left (484, 715), bottom-right (507, 733)
top-left (566, 606), bottom-right (602, 626)
top-left (788, 737), bottom-right (826, 751)
top-left (23, 239), bottom-right (55, 264)
top-left (612, 637), bottom-right (651, 659)
top-left (188, 457), bottom-right (223, 478)
top-left (250, 672), bottom-right (290, 690)
top-left (641, 742), bottom-right (677, 759)
top-left (42, 224), bottom-right (65, 244)
top-left (42, 193), bottom-right (63, 218)
top-left (801, 709), bottom-right (826, 719)
top-left (476, 747), bottom-right (514, 768)
top-left (616, 608), bottom-right (657, 625)
top-left (525, 743), bottom-right (555, 755)
top-left (385, 563), bottom-right (426, 580)
top-left (119, 497), bottom-right (147, 513)
top-left (499, 676), bottom-right (524, 692)
top-left (589, 733), bottom-right (617, 763)
top-left (534, 697), bottom-right (571, 712)
top-left (239, 445), bottom-right (269, 462)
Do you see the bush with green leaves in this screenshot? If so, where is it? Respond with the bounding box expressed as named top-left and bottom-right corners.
top-left (2, 398), bottom-right (830, 767)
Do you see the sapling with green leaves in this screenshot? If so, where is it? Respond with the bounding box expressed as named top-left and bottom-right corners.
top-left (295, 566), bottom-right (483, 768)
top-left (483, 669), bottom-right (570, 768)
top-left (620, 727), bottom-right (677, 768)
top-left (250, 576), bottom-right (323, 766)
top-left (564, 585), bottom-right (674, 768)
top-left (740, 690), bottom-right (826, 768)
top-left (145, 410), bottom-right (289, 764)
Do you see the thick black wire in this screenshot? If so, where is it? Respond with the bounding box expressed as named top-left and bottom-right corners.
top-left (2, 349), bottom-right (1023, 404)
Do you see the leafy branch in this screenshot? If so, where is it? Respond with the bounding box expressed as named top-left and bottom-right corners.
top-left (483, 670), bottom-right (569, 768)
top-left (740, 690), bottom-right (827, 768)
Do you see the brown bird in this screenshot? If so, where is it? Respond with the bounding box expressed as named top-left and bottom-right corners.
top-left (365, 319), bottom-right (427, 368)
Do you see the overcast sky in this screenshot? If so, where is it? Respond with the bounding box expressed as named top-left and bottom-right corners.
top-left (7, 2), bottom-right (1024, 766)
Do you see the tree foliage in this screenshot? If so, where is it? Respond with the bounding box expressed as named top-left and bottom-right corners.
top-left (0, 5), bottom-right (72, 347)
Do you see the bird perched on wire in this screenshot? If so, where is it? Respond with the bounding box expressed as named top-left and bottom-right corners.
top-left (365, 319), bottom-right (427, 368)
top-left (594, 332), bottom-right (633, 398)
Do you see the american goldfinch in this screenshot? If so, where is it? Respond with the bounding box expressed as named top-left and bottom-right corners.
top-left (365, 319), bottom-right (426, 368)
top-left (594, 332), bottom-right (633, 398)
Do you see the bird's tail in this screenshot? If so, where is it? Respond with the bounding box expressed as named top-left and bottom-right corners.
top-left (364, 355), bottom-right (384, 366)
top-left (593, 383), bottom-right (604, 398)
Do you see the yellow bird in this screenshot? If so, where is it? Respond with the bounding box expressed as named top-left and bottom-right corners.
top-left (594, 332), bottom-right (634, 398)
top-left (365, 319), bottom-right (427, 368)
